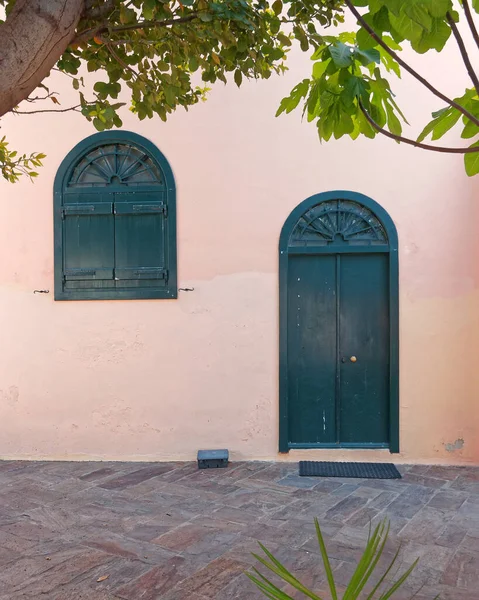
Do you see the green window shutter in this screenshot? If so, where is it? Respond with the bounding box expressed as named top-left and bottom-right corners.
top-left (113, 192), bottom-right (168, 291)
top-left (61, 193), bottom-right (115, 292)
top-left (54, 131), bottom-right (177, 301)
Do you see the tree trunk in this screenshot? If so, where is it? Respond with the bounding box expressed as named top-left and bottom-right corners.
top-left (0, 0), bottom-right (84, 117)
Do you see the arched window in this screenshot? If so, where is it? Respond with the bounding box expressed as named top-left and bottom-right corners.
top-left (54, 131), bottom-right (176, 301)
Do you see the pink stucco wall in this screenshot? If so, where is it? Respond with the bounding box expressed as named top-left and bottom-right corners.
top-left (1, 45), bottom-right (479, 464)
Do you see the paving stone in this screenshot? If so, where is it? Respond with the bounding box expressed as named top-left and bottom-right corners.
top-left (426, 465), bottom-right (466, 481)
top-left (98, 465), bottom-right (176, 490)
top-left (50, 589), bottom-right (121, 600)
top-left (435, 522), bottom-right (468, 548)
top-left (79, 468), bottom-right (119, 482)
top-left (115, 556), bottom-right (188, 599)
top-left (210, 506), bottom-right (262, 525)
top-left (400, 472), bottom-right (449, 489)
top-left (0, 461), bottom-right (477, 599)
top-left (83, 532), bottom-right (178, 565)
top-left (163, 556), bottom-right (249, 599)
top-left (323, 495), bottom-right (367, 523)
top-left (243, 522), bottom-right (313, 548)
top-left (276, 474), bottom-right (320, 489)
top-left (0, 548), bottom-right (112, 596)
top-left (427, 489), bottom-right (468, 511)
top-left (368, 490), bottom-right (399, 510)
top-left (441, 549), bottom-right (478, 587)
top-left (398, 507), bottom-right (454, 543)
top-left (383, 485), bottom-right (435, 519)
top-left (154, 523), bottom-right (218, 551)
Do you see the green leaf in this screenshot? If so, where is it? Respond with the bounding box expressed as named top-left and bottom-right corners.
top-left (404, 4), bottom-right (432, 32)
top-left (357, 27), bottom-right (377, 49)
top-left (378, 558), bottom-right (419, 599)
top-left (378, 46), bottom-right (401, 77)
top-left (465, 142), bottom-right (479, 176)
top-left (417, 107), bottom-right (461, 142)
top-left (93, 81), bottom-right (109, 95)
top-left (252, 545), bottom-right (324, 600)
top-left (329, 42), bottom-right (354, 68)
top-left (462, 120), bottom-right (479, 139)
top-left (142, 0), bottom-right (156, 20)
top-left (312, 59), bottom-right (330, 79)
top-left (93, 117), bottom-right (106, 131)
top-left (431, 106), bottom-right (449, 119)
top-left (431, 109), bottom-right (461, 140)
top-left (383, 0), bottom-right (402, 16)
top-left (343, 76), bottom-right (370, 103)
top-left (334, 111), bottom-right (354, 138)
top-left (412, 18), bottom-right (451, 53)
top-left (385, 102), bottom-right (402, 136)
top-left (389, 11), bottom-right (424, 42)
top-left (373, 6), bottom-right (391, 31)
top-left (314, 519), bottom-right (338, 600)
top-left (355, 48), bottom-right (380, 66)
top-left (198, 11), bottom-right (213, 22)
top-left (272, 0), bottom-right (282, 15)
top-left (424, 0), bottom-right (452, 18)
top-left (276, 79), bottom-right (310, 116)
top-left (246, 570), bottom-right (295, 600)
top-left (369, 0), bottom-right (385, 12)
top-left (234, 69), bottom-right (243, 87)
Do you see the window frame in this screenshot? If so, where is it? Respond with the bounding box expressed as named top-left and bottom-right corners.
top-left (54, 131), bottom-right (177, 301)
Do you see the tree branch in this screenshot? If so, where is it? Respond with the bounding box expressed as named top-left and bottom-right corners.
top-left (446, 12), bottom-right (479, 97)
top-left (105, 42), bottom-right (138, 80)
top-left (462, 0), bottom-right (479, 52)
top-left (26, 92), bottom-right (59, 102)
top-left (12, 104), bottom-right (81, 114)
top-left (74, 14), bottom-right (198, 44)
top-left (345, 0), bottom-right (479, 128)
top-left (359, 101), bottom-right (479, 154)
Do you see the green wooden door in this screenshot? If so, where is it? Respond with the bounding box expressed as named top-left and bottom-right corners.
top-left (279, 192), bottom-right (399, 452)
top-left (287, 253), bottom-right (389, 446)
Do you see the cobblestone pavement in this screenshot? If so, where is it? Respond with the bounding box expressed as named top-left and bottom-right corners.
top-left (0, 461), bottom-right (478, 598)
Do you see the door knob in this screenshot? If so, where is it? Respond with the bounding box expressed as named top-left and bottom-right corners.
top-left (350, 356), bottom-right (357, 363)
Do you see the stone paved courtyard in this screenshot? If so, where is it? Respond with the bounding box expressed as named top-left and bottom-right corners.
top-left (0, 461), bottom-right (479, 599)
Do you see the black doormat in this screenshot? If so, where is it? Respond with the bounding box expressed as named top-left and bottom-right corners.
top-left (299, 461), bottom-right (401, 479)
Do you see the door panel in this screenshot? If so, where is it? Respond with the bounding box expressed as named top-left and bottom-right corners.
top-left (287, 255), bottom-right (337, 444)
top-left (339, 254), bottom-right (390, 444)
top-left (287, 252), bottom-right (390, 447)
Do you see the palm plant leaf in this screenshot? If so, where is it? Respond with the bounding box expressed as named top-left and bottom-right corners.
top-left (247, 518), bottom-right (438, 600)
top-left (251, 547), bottom-right (324, 600)
top-left (314, 517), bottom-right (338, 600)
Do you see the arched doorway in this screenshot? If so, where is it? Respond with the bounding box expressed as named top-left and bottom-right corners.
top-left (279, 191), bottom-right (399, 452)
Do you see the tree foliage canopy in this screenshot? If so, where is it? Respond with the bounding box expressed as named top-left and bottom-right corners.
top-left (2, 0), bottom-right (479, 180)
top-left (279, 0), bottom-right (479, 176)
top-left (0, 0), bottom-right (341, 181)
